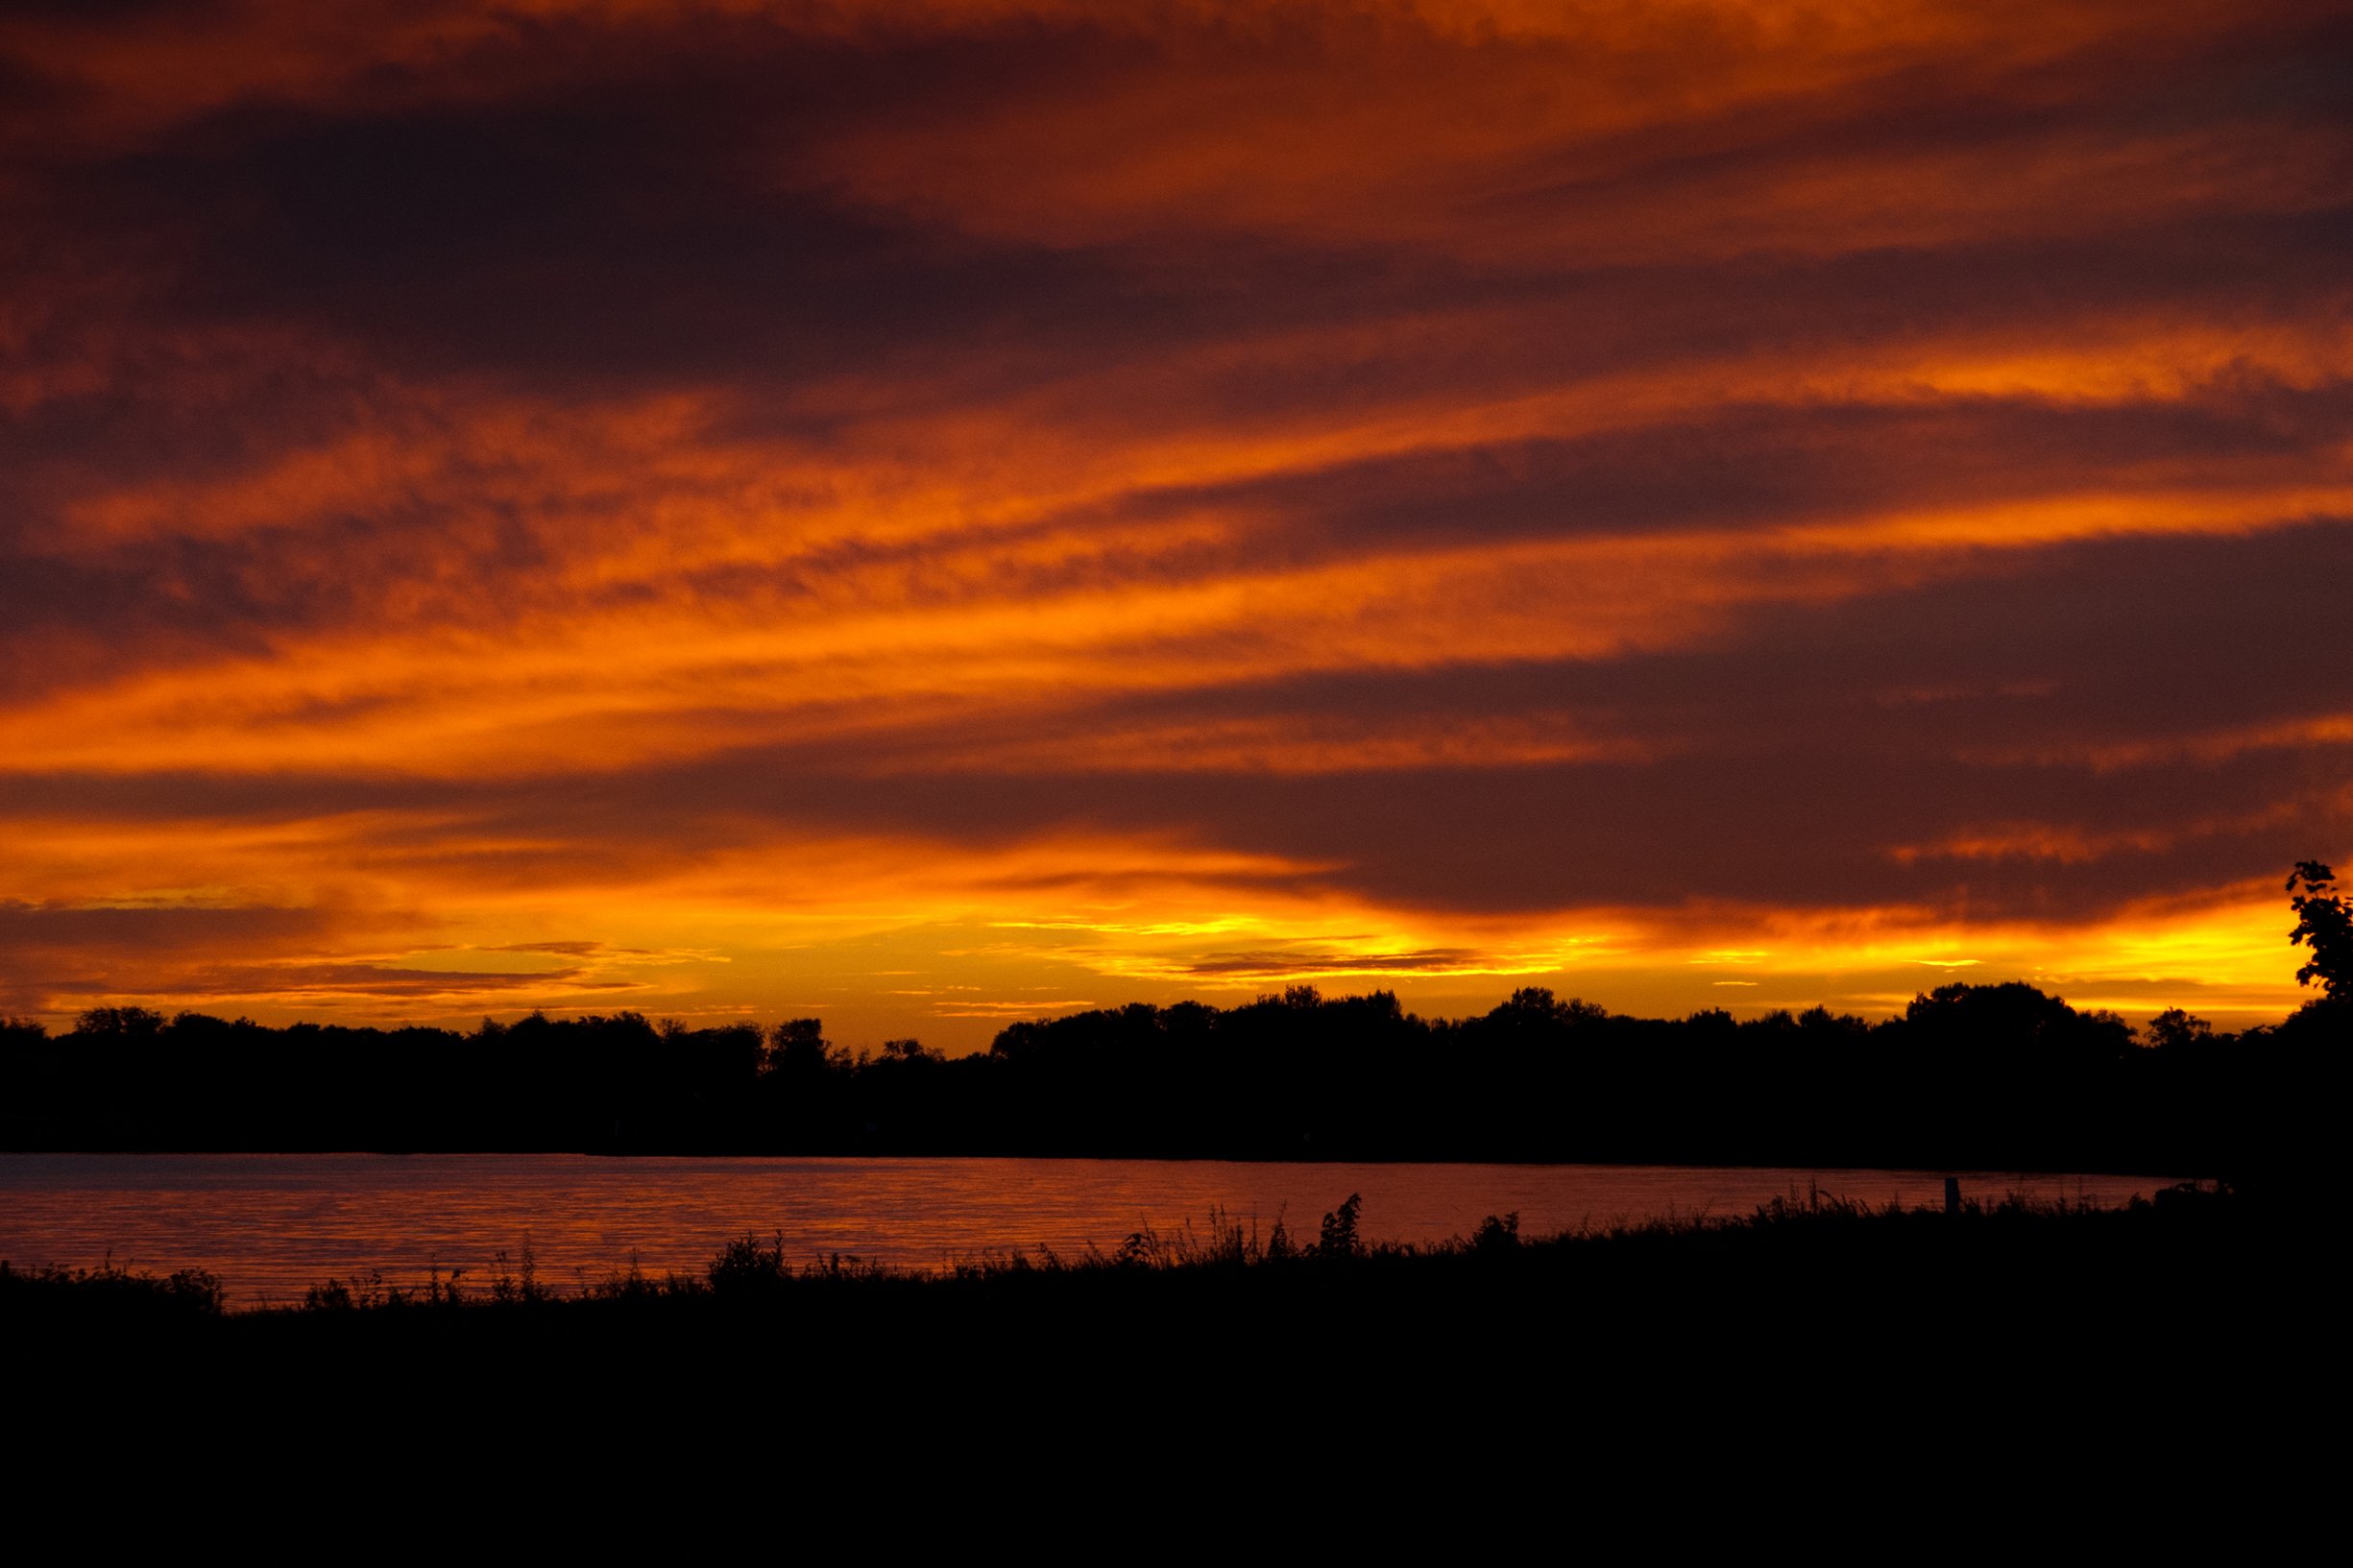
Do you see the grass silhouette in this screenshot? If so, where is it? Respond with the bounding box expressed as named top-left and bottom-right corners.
top-left (2, 1181), bottom-right (2249, 1323)
top-left (0, 1179), bottom-right (2212, 1319)
top-left (6, 1179), bottom-right (2303, 1526)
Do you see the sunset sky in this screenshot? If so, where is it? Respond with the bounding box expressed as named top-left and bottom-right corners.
top-left (3, 0), bottom-right (2347, 1047)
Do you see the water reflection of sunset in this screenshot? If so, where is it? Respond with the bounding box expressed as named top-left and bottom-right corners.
top-left (2, 1), bottom-right (2343, 1045)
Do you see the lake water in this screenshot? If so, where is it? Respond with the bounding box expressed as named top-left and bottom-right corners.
top-left (0, 1154), bottom-right (2177, 1307)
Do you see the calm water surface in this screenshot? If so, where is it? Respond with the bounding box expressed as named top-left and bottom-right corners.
top-left (0, 1154), bottom-right (2176, 1307)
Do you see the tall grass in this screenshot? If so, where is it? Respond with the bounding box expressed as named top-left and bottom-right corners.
top-left (1, 1182), bottom-right (2233, 1320)
top-left (0, 1256), bottom-right (226, 1318)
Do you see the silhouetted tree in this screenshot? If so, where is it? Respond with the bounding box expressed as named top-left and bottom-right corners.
top-left (764, 1018), bottom-right (834, 1075)
top-left (2146, 1008), bottom-right (2214, 1051)
top-left (1488, 987), bottom-right (1609, 1031)
top-left (72, 1006), bottom-right (168, 1039)
top-left (2286, 860), bottom-right (2350, 1001)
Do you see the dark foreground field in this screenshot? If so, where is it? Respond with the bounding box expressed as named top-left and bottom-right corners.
top-left (9, 1184), bottom-right (2322, 1542)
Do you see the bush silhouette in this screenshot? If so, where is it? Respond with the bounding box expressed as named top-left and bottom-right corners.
top-left (1317, 1194), bottom-right (1364, 1260)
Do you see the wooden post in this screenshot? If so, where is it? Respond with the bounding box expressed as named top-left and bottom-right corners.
top-left (1943, 1175), bottom-right (1961, 1215)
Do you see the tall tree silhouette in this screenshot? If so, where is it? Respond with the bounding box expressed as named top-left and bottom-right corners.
top-left (2285, 860), bottom-right (2350, 1001)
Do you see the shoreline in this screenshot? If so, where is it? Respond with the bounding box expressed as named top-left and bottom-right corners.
top-left (3, 1182), bottom-right (2237, 1318)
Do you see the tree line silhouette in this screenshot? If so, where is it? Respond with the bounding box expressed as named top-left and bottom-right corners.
top-left (5, 862), bottom-right (2342, 1174)
top-left (0, 978), bottom-right (2336, 1174)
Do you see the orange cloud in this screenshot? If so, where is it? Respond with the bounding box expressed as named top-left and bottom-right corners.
top-left (0, 0), bottom-right (2343, 1044)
